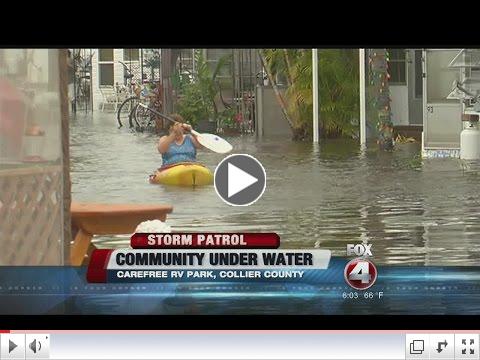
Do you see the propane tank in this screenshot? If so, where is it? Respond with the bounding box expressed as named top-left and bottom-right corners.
top-left (460, 114), bottom-right (480, 160)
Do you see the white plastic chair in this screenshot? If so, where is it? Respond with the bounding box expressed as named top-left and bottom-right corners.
top-left (99, 86), bottom-right (119, 112)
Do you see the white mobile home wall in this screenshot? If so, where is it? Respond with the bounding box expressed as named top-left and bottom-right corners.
top-left (422, 49), bottom-right (462, 150)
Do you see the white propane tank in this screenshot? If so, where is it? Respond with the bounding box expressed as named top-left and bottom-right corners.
top-left (460, 116), bottom-right (480, 160)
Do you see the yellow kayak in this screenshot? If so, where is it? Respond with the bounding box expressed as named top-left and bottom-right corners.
top-left (150, 162), bottom-right (213, 186)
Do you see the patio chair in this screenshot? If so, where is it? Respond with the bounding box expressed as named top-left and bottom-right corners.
top-left (99, 86), bottom-right (120, 112)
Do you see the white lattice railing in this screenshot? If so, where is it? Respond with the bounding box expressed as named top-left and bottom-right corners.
top-left (0, 165), bottom-right (64, 265)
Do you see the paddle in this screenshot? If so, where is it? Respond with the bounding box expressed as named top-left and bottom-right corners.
top-left (137, 103), bottom-right (233, 154)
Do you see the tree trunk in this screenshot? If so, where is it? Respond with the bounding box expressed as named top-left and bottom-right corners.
top-left (369, 49), bottom-right (394, 150)
top-left (258, 50), bottom-right (295, 130)
top-left (282, 49), bottom-right (293, 87)
top-left (171, 49), bottom-right (181, 111)
top-left (161, 49), bottom-right (176, 114)
top-left (284, 49), bottom-right (308, 136)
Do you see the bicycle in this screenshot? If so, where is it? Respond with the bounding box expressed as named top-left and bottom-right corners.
top-left (71, 50), bottom-right (94, 112)
top-left (132, 85), bottom-right (165, 132)
top-left (116, 61), bottom-right (142, 128)
top-left (116, 61), bottom-right (164, 132)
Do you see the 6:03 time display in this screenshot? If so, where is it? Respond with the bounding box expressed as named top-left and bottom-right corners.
top-left (342, 292), bottom-right (358, 299)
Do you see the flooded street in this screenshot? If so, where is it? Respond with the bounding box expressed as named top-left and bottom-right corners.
top-left (70, 112), bottom-right (480, 266)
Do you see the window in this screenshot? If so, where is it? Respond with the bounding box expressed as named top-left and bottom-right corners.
top-left (178, 49), bottom-right (194, 73)
top-left (98, 49), bottom-right (114, 86)
top-left (388, 49), bottom-right (407, 85)
top-left (99, 49), bottom-right (114, 62)
top-left (123, 49), bottom-right (139, 62)
top-left (206, 49), bottom-right (233, 78)
top-left (206, 49), bottom-right (231, 59)
top-left (99, 64), bottom-right (114, 86)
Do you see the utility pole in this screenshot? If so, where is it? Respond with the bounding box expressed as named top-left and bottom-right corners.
top-left (359, 49), bottom-right (367, 147)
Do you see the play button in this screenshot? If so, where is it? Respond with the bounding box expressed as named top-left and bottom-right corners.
top-left (1, 334), bottom-right (25, 359)
top-left (9, 340), bottom-right (17, 353)
top-left (227, 163), bottom-right (258, 197)
top-left (214, 154), bottom-right (266, 206)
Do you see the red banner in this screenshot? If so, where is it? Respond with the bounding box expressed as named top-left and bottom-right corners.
top-left (130, 233), bottom-right (280, 249)
top-left (86, 249), bottom-right (113, 283)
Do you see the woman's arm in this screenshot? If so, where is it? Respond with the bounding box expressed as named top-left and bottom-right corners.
top-left (157, 133), bottom-right (176, 153)
top-left (182, 124), bottom-right (203, 149)
top-left (189, 133), bottom-right (203, 149)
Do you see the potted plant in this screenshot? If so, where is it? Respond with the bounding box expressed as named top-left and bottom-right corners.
top-left (175, 51), bottom-right (233, 133)
top-left (217, 108), bottom-right (241, 135)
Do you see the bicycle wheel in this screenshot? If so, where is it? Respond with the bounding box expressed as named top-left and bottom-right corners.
top-left (117, 96), bottom-right (138, 128)
top-left (132, 102), bottom-right (154, 132)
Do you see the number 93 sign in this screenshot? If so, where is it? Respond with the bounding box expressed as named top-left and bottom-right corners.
top-left (344, 258), bottom-right (378, 290)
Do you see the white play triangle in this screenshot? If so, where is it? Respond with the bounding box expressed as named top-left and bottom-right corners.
top-left (227, 162), bottom-right (258, 198)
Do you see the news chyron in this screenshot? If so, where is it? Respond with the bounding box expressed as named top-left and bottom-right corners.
top-left (87, 233), bottom-right (330, 283)
top-left (86, 232), bottom-right (383, 302)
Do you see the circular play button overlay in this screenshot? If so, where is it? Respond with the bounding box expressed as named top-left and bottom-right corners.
top-left (214, 154), bottom-right (266, 206)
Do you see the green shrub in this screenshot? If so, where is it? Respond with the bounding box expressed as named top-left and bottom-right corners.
top-left (174, 50), bottom-right (232, 128)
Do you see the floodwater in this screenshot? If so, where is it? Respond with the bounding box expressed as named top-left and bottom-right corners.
top-left (70, 112), bottom-right (480, 266)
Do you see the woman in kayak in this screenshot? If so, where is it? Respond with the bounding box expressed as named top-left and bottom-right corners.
top-left (157, 114), bottom-right (202, 168)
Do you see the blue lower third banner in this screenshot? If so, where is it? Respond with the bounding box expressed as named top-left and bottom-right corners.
top-left (1, 258), bottom-right (480, 314)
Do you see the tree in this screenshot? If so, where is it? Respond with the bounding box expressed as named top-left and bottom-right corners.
top-left (261, 49), bottom-right (360, 140)
top-left (258, 50), bottom-right (295, 131)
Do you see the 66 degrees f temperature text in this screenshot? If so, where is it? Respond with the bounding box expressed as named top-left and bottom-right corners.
top-left (342, 243), bottom-right (384, 301)
top-left (342, 291), bottom-right (384, 300)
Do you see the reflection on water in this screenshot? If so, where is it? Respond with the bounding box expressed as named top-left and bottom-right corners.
top-left (70, 112), bottom-right (480, 266)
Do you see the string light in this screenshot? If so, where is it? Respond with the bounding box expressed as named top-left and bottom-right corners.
top-left (368, 49), bottom-right (393, 150)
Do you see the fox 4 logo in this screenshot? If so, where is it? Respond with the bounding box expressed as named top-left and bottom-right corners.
top-left (345, 243), bottom-right (377, 290)
top-left (344, 258), bottom-right (378, 290)
top-left (346, 243), bottom-right (373, 257)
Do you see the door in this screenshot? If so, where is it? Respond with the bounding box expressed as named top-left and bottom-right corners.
top-left (408, 49), bottom-right (423, 125)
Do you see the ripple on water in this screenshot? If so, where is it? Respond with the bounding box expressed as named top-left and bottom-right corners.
top-left (71, 113), bottom-right (480, 265)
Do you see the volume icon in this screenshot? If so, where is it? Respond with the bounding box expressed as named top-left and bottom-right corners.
top-left (29, 339), bottom-right (41, 354)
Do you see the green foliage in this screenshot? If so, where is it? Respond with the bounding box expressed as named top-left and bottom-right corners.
top-left (317, 49), bottom-right (359, 138)
top-left (175, 50), bottom-right (232, 127)
top-left (216, 107), bottom-right (237, 128)
top-left (262, 49), bottom-right (360, 139)
top-left (175, 84), bottom-right (209, 127)
top-left (172, 69), bottom-right (192, 93)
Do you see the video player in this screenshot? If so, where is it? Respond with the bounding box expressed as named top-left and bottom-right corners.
top-left (1, 47), bottom-right (480, 323)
